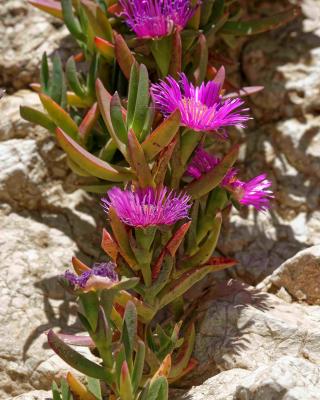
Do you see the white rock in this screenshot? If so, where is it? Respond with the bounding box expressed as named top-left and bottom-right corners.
top-left (10, 390), bottom-right (51, 400)
top-left (259, 246), bottom-right (320, 305)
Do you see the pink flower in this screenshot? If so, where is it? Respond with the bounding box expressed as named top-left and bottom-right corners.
top-left (187, 147), bottom-right (273, 211)
top-left (119, 0), bottom-right (199, 39)
top-left (102, 186), bottom-right (191, 228)
top-left (151, 74), bottom-right (250, 134)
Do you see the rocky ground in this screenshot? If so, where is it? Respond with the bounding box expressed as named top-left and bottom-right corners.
top-left (1, 0), bottom-right (320, 399)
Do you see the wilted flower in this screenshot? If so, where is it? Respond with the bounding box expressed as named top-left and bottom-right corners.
top-left (187, 147), bottom-right (273, 211)
top-left (102, 186), bottom-right (191, 228)
top-left (151, 74), bottom-right (250, 134)
top-left (118, 0), bottom-right (199, 38)
top-left (64, 262), bottom-right (118, 290)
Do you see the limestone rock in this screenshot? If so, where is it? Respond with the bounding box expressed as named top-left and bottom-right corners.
top-left (235, 356), bottom-right (320, 400)
top-left (0, 90), bottom-right (47, 141)
top-left (0, 0), bottom-right (69, 91)
top-left (173, 357), bottom-right (320, 400)
top-left (10, 391), bottom-right (52, 400)
top-left (0, 212), bottom-right (82, 398)
top-left (259, 246), bottom-right (320, 304)
top-left (188, 280), bottom-right (320, 384)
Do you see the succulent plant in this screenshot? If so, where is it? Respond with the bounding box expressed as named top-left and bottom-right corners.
top-left (19, 0), bottom-right (300, 399)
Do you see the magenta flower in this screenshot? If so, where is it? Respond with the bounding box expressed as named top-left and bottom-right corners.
top-left (118, 0), bottom-right (199, 39)
top-left (102, 186), bottom-right (191, 228)
top-left (64, 262), bottom-right (118, 289)
top-left (187, 147), bottom-right (273, 211)
top-left (151, 74), bottom-right (250, 134)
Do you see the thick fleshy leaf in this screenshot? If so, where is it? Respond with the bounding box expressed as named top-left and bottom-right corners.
top-left (120, 361), bottom-right (134, 400)
top-left (115, 291), bottom-right (154, 323)
top-left (96, 79), bottom-right (129, 161)
top-left (66, 56), bottom-right (87, 98)
top-left (127, 63), bottom-right (139, 130)
top-left (169, 323), bottom-right (195, 381)
top-left (108, 207), bottom-right (138, 269)
top-left (159, 261), bottom-right (226, 308)
top-left (56, 128), bottom-right (134, 182)
top-left (47, 330), bottom-right (112, 382)
top-left (101, 229), bottom-right (119, 261)
top-left (132, 340), bottom-right (145, 394)
top-left (131, 64), bottom-right (150, 138)
top-left (220, 7), bottom-right (300, 36)
top-left (142, 377), bottom-right (168, 400)
top-left (49, 54), bottom-right (67, 107)
top-left (122, 301), bottom-right (137, 367)
top-left (194, 34), bottom-right (208, 85)
top-left (169, 30), bottom-right (182, 79)
top-left (152, 137), bottom-right (177, 186)
top-left (186, 145), bottom-right (239, 199)
top-left (53, 333), bottom-right (94, 348)
top-left (28, 0), bottom-right (63, 19)
top-left (81, 0), bottom-right (113, 42)
top-left (114, 32), bottom-right (136, 79)
top-left (167, 222), bottom-right (192, 257)
top-left (20, 106), bottom-right (56, 133)
top-left (142, 110), bottom-right (181, 161)
top-left (128, 129), bottom-right (154, 188)
top-left (94, 36), bottom-right (115, 63)
top-left (39, 93), bottom-right (78, 140)
top-left (213, 65), bottom-right (226, 86)
top-left (67, 372), bottom-right (97, 400)
top-left (72, 256), bottom-right (91, 275)
top-left (151, 35), bottom-right (172, 77)
top-left (61, 0), bottom-right (85, 41)
top-left (110, 92), bottom-right (128, 144)
top-left (183, 213), bottom-right (222, 268)
top-left (78, 102), bottom-right (100, 144)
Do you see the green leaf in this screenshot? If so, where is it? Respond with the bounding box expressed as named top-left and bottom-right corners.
top-left (78, 102), bottom-right (100, 144)
top-left (79, 292), bottom-right (99, 332)
top-left (146, 377), bottom-right (168, 400)
top-left (194, 34), bottom-right (208, 85)
top-left (132, 340), bottom-right (145, 394)
top-left (80, 0), bottom-right (113, 42)
top-left (169, 30), bottom-right (182, 79)
top-left (40, 94), bottom-right (78, 139)
top-left (183, 213), bottom-right (222, 268)
top-left (127, 63), bottom-right (139, 129)
top-left (151, 35), bottom-right (172, 77)
top-left (40, 52), bottom-right (49, 93)
top-left (56, 127), bottom-right (135, 182)
top-left (119, 361), bottom-right (134, 400)
top-left (122, 301), bottom-right (137, 368)
top-left (96, 79), bottom-right (130, 161)
top-left (142, 110), bottom-right (181, 161)
top-left (131, 64), bottom-right (150, 138)
top-left (87, 377), bottom-right (102, 400)
top-left (66, 56), bottom-right (86, 98)
top-left (52, 381), bottom-right (62, 400)
top-left (220, 7), bottom-right (300, 36)
top-left (186, 145), bottom-right (239, 199)
top-left (49, 54), bottom-right (66, 107)
top-left (110, 92), bottom-right (128, 144)
top-left (94, 36), bottom-right (115, 63)
top-left (109, 207), bottom-right (138, 269)
top-left (61, 378), bottom-right (72, 400)
top-left (29, 0), bottom-right (63, 19)
top-left (128, 129), bottom-right (154, 188)
top-left (61, 0), bottom-right (85, 41)
top-left (47, 330), bottom-right (112, 382)
top-left (114, 32), bottom-right (136, 79)
top-left (20, 106), bottom-right (56, 133)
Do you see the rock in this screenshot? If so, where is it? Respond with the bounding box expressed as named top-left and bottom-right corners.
top-left (173, 357), bottom-right (320, 400)
top-left (0, 0), bottom-right (70, 91)
top-left (0, 90), bottom-right (47, 141)
top-left (259, 246), bottom-right (320, 304)
top-left (0, 212), bottom-right (85, 398)
top-left (235, 356), bottom-right (320, 400)
top-left (187, 280), bottom-right (320, 385)
top-left (0, 139), bottom-right (47, 209)
top-left (10, 390), bottom-right (52, 400)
